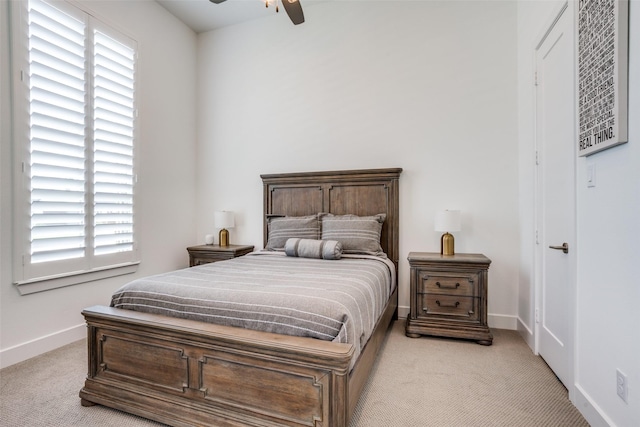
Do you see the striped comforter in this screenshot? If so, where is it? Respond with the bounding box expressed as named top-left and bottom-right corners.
top-left (111, 252), bottom-right (395, 365)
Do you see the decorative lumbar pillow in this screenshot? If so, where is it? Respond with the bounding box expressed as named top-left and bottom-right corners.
top-left (284, 238), bottom-right (343, 260)
top-left (321, 213), bottom-right (386, 255)
top-left (266, 214), bottom-right (320, 250)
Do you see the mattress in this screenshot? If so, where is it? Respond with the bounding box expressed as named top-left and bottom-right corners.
top-left (111, 252), bottom-right (395, 365)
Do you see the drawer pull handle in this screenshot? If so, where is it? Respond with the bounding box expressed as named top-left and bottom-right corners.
top-left (436, 281), bottom-right (460, 289)
top-left (436, 300), bottom-right (460, 308)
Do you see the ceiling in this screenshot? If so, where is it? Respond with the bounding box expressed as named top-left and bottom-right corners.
top-left (156, 0), bottom-right (328, 33)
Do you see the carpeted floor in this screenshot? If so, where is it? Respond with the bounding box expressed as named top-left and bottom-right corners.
top-left (0, 320), bottom-right (589, 426)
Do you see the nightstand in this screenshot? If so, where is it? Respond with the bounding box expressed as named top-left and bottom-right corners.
top-left (405, 252), bottom-right (492, 345)
top-left (186, 244), bottom-right (254, 267)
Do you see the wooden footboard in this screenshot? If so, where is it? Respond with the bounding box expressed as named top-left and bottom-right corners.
top-left (80, 306), bottom-right (353, 426)
top-left (79, 287), bottom-right (396, 427)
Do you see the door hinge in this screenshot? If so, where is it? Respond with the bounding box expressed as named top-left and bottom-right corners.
top-left (535, 150), bottom-right (540, 165)
top-left (535, 307), bottom-right (540, 323)
top-left (535, 229), bottom-right (539, 244)
top-left (534, 71), bottom-right (539, 86)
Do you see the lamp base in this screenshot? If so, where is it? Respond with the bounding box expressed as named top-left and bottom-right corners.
top-left (219, 228), bottom-right (229, 246)
top-left (440, 232), bottom-right (455, 256)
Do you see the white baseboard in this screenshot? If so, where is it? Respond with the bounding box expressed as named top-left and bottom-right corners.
top-left (488, 313), bottom-right (518, 330)
top-left (517, 316), bottom-right (535, 350)
top-left (0, 324), bottom-right (85, 369)
top-left (398, 305), bottom-right (410, 319)
top-left (573, 384), bottom-right (612, 427)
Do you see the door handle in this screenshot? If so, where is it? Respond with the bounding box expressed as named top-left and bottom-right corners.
top-left (549, 243), bottom-right (569, 254)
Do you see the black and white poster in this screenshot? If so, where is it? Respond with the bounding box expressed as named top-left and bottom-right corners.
top-left (578, 0), bottom-right (629, 157)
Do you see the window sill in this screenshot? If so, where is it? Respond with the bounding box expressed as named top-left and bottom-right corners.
top-left (14, 262), bottom-right (139, 295)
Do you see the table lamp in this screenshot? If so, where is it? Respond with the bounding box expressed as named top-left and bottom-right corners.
top-left (434, 210), bottom-right (461, 256)
top-left (214, 211), bottom-right (235, 246)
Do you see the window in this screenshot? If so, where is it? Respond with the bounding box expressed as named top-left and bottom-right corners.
top-left (11, 0), bottom-right (139, 294)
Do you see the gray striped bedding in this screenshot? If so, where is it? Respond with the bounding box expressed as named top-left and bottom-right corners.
top-left (111, 252), bottom-right (395, 366)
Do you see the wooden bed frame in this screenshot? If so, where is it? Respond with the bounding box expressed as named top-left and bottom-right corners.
top-left (80, 168), bottom-right (402, 427)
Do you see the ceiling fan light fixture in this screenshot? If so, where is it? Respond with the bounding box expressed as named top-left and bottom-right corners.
top-left (211, 0), bottom-right (303, 25)
top-left (262, 0), bottom-right (280, 12)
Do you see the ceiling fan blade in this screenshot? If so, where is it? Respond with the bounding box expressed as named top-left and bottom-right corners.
top-left (209, 0), bottom-right (227, 4)
top-left (281, 0), bottom-right (305, 25)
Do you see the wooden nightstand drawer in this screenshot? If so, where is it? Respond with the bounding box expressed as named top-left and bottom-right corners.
top-left (420, 294), bottom-right (479, 321)
top-left (191, 256), bottom-right (219, 266)
top-left (418, 272), bottom-right (476, 297)
top-left (187, 244), bottom-right (254, 267)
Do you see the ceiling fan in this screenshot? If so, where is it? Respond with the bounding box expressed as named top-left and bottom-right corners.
top-left (209, 0), bottom-right (305, 25)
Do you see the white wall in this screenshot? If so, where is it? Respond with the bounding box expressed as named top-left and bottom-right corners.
top-left (517, 1), bottom-right (640, 425)
top-left (0, 0), bottom-right (198, 368)
top-left (574, 0), bottom-right (640, 423)
top-left (196, 1), bottom-right (519, 325)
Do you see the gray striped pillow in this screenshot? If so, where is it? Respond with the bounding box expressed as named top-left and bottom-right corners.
top-left (321, 214), bottom-right (386, 256)
top-left (266, 215), bottom-right (320, 250)
top-left (284, 238), bottom-right (343, 260)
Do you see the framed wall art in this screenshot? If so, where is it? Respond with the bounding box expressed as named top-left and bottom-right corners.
top-left (577, 0), bottom-right (629, 156)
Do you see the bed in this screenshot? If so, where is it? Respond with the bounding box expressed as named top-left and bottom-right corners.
top-left (79, 167), bottom-right (402, 427)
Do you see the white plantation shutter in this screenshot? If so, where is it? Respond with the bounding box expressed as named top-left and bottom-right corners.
top-left (28, 0), bottom-right (87, 264)
top-left (13, 0), bottom-right (139, 292)
top-left (93, 30), bottom-right (135, 256)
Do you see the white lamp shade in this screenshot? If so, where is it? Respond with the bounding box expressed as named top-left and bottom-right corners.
top-left (213, 211), bottom-right (235, 229)
top-left (434, 210), bottom-right (461, 232)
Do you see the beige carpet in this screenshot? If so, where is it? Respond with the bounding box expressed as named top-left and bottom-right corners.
top-left (0, 321), bottom-right (588, 426)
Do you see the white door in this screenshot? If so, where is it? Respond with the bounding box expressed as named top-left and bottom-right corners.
top-left (535, 3), bottom-right (576, 391)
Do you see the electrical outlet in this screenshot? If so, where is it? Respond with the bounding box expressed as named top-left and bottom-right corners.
top-left (617, 369), bottom-right (628, 403)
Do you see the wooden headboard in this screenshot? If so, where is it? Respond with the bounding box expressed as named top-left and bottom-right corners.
top-left (261, 168), bottom-right (402, 269)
